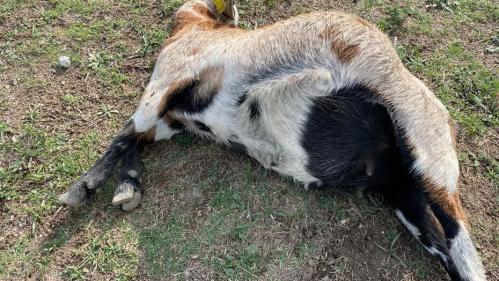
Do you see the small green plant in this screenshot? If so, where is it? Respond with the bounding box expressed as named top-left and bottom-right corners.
top-left (88, 52), bottom-right (113, 71)
top-left (160, 0), bottom-right (183, 17)
top-left (63, 266), bottom-right (84, 281)
top-left (378, 7), bottom-right (413, 34)
top-left (87, 52), bottom-right (127, 85)
top-left (62, 94), bottom-right (80, 106)
top-left (427, 0), bottom-right (460, 11)
top-left (0, 122), bottom-right (12, 141)
top-left (213, 243), bottom-right (266, 279)
top-left (97, 104), bottom-right (119, 119)
top-left (136, 27), bottom-right (169, 56)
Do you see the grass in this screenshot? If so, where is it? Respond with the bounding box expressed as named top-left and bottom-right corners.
top-left (139, 214), bottom-right (199, 276)
top-left (0, 120), bottom-right (101, 215)
top-left (0, 0), bottom-right (497, 280)
top-left (397, 42), bottom-right (498, 135)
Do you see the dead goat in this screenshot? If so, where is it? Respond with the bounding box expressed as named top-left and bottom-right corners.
top-left (58, 1), bottom-right (486, 280)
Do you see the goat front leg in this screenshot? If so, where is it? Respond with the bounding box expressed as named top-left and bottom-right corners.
top-left (58, 120), bottom-right (137, 207)
top-left (58, 115), bottom-right (181, 209)
top-left (112, 144), bottom-right (144, 211)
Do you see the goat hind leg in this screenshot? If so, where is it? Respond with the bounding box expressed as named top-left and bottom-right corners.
top-left (384, 177), bottom-right (485, 281)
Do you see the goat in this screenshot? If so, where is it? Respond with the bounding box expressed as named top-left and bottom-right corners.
top-left (58, 1), bottom-right (486, 280)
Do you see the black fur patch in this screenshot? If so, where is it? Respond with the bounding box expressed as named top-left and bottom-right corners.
top-left (248, 100), bottom-right (260, 121)
top-left (118, 145), bottom-right (143, 194)
top-left (301, 85), bottom-right (397, 189)
top-left (236, 94), bottom-right (247, 106)
top-left (429, 201), bottom-right (460, 241)
top-left (227, 141), bottom-right (247, 154)
top-left (170, 119), bottom-right (185, 130)
top-left (306, 181), bottom-right (323, 190)
top-left (162, 79), bottom-right (217, 115)
top-left (194, 121), bottom-right (212, 133)
top-left (70, 120), bottom-right (138, 192)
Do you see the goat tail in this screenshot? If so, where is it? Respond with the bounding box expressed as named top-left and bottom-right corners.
top-left (384, 173), bottom-right (486, 281)
top-left (426, 186), bottom-right (486, 281)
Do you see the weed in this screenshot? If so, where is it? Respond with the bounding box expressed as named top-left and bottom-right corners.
top-left (378, 7), bottom-right (413, 34)
top-left (212, 243), bottom-right (266, 280)
top-left (97, 104), bottom-right (119, 119)
top-left (231, 222), bottom-right (254, 240)
top-left (426, 0), bottom-right (460, 11)
top-left (136, 26), bottom-right (170, 56)
top-left (87, 52), bottom-right (127, 85)
top-left (62, 94), bottom-right (81, 106)
top-left (172, 133), bottom-right (194, 147)
top-left (63, 266), bottom-right (85, 281)
top-left (160, 0), bottom-right (183, 17)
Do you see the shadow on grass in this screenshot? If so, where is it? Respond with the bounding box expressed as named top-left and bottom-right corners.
top-left (39, 133), bottom-right (447, 281)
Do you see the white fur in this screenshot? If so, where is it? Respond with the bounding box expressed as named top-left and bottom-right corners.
top-left (449, 223), bottom-right (486, 281)
top-left (395, 210), bottom-right (451, 266)
top-left (127, 170), bottom-right (138, 178)
top-left (424, 246), bottom-right (448, 264)
top-left (395, 209), bottom-right (421, 237)
top-left (154, 118), bottom-right (182, 141)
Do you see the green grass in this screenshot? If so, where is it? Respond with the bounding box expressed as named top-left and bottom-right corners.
top-left (42, 0), bottom-right (109, 23)
top-left (61, 222), bottom-right (140, 281)
top-left (139, 214), bottom-right (199, 276)
top-left (135, 25), bottom-right (171, 57)
top-left (0, 118), bottom-right (102, 218)
top-left (160, 0), bottom-right (183, 17)
top-left (397, 42), bottom-right (498, 135)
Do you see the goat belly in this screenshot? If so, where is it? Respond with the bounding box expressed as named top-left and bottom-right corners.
top-left (301, 85), bottom-right (403, 190)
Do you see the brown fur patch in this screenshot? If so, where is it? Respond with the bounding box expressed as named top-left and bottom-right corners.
top-left (423, 178), bottom-right (467, 224)
top-left (319, 28), bottom-right (359, 64)
top-left (172, 11), bottom-right (203, 35)
top-left (355, 17), bottom-right (371, 27)
top-left (163, 114), bottom-right (185, 130)
top-left (137, 125), bottom-right (157, 142)
top-left (191, 2), bottom-right (216, 18)
top-left (163, 114), bottom-right (175, 125)
top-left (402, 134), bottom-right (466, 226)
top-left (191, 47), bottom-right (200, 55)
top-left (428, 207), bottom-right (446, 237)
top-left (331, 40), bottom-right (359, 64)
top-left (172, 3), bottom-right (228, 37)
top-left (196, 65), bottom-right (224, 100)
top-left (319, 27), bottom-right (340, 41)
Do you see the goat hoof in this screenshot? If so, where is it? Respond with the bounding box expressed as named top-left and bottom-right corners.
top-left (58, 182), bottom-right (87, 207)
top-left (112, 181), bottom-right (135, 205)
top-left (121, 191), bottom-right (142, 211)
